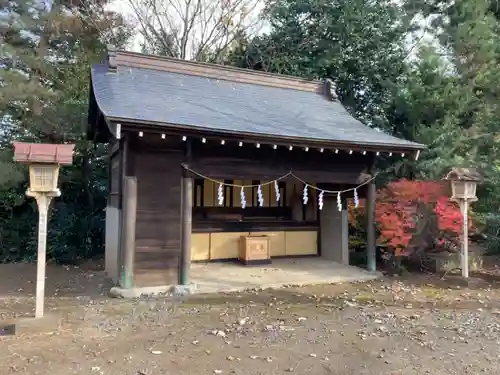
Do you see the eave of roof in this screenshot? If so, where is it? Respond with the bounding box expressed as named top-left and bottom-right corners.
top-left (108, 116), bottom-right (423, 153)
top-left (88, 49), bottom-right (425, 154)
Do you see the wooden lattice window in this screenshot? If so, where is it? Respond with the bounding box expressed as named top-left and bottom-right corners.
top-left (29, 165), bottom-right (57, 192)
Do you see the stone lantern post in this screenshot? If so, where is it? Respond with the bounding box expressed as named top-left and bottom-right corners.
top-left (444, 167), bottom-right (481, 279)
top-left (13, 142), bottom-right (74, 318)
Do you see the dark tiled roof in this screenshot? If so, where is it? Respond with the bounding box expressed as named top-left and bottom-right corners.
top-left (90, 63), bottom-right (423, 150)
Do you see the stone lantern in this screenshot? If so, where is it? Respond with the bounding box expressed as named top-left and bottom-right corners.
top-left (444, 167), bottom-right (481, 278)
top-left (13, 142), bottom-right (74, 318)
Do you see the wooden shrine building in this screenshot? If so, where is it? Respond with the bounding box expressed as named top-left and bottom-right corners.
top-left (87, 48), bottom-right (424, 290)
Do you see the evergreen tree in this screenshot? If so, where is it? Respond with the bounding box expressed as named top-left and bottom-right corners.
top-left (0, 0), bottom-right (132, 262)
top-left (226, 0), bottom-right (415, 130)
top-left (0, 0), bottom-right (56, 126)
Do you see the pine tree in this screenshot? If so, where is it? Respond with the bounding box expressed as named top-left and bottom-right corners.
top-left (0, 0), bottom-right (56, 123)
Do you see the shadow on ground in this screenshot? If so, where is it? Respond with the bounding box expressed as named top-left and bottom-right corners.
top-left (2, 258), bottom-right (500, 320)
top-left (0, 261), bottom-right (111, 300)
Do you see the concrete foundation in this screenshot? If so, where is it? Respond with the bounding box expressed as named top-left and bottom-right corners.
top-left (425, 252), bottom-right (483, 273)
top-left (109, 258), bottom-right (380, 298)
top-left (109, 284), bottom-right (195, 298)
top-left (320, 198), bottom-right (349, 264)
top-left (104, 206), bottom-right (120, 284)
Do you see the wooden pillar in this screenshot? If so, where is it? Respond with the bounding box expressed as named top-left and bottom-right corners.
top-left (366, 180), bottom-right (376, 272)
top-left (340, 198), bottom-right (349, 265)
top-left (179, 140), bottom-right (193, 285)
top-left (121, 176), bottom-right (137, 289)
top-left (179, 169), bottom-right (193, 285)
top-left (460, 199), bottom-right (469, 278)
top-left (117, 136), bottom-right (126, 286)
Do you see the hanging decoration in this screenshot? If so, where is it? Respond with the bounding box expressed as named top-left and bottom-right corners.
top-left (257, 185), bottom-right (264, 207)
top-left (181, 164), bottom-right (378, 212)
top-left (274, 180), bottom-right (280, 203)
top-left (353, 188), bottom-right (359, 208)
top-left (218, 183), bottom-right (224, 206)
top-left (240, 187), bottom-right (247, 209)
top-left (318, 190), bottom-right (324, 211)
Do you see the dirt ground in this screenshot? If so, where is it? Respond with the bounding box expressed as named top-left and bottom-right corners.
top-left (2, 261), bottom-right (500, 375)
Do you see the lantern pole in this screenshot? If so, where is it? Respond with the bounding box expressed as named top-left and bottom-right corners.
top-left (35, 194), bottom-right (50, 319)
top-left (461, 199), bottom-right (469, 278)
top-left (27, 190), bottom-right (60, 318)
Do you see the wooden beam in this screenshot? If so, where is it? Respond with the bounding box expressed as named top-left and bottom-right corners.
top-left (110, 138), bottom-right (120, 157)
top-left (116, 121), bottom-right (423, 155)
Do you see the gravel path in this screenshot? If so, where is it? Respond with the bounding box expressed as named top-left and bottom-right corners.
top-left (2, 263), bottom-right (500, 374)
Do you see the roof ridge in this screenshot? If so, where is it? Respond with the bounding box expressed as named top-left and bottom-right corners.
top-left (107, 47), bottom-right (337, 98)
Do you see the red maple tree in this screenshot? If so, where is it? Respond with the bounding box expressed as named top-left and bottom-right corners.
top-left (349, 179), bottom-right (467, 256)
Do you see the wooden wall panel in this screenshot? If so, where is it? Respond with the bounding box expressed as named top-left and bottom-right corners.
top-left (189, 230), bottom-right (319, 261)
top-left (285, 231), bottom-right (318, 256)
top-left (133, 150), bottom-right (183, 286)
top-left (251, 183), bottom-right (257, 207)
top-left (242, 181), bottom-right (297, 208)
top-left (286, 182), bottom-right (294, 207)
top-left (210, 232), bottom-right (249, 259)
top-left (195, 179), bottom-right (322, 214)
top-left (192, 182), bottom-right (198, 207)
top-left (309, 184), bottom-right (317, 221)
top-left (134, 269), bottom-right (176, 288)
top-left (232, 180), bottom-right (243, 207)
top-left (204, 180), bottom-right (215, 206)
top-left (191, 233), bottom-right (210, 261)
top-left (270, 183), bottom-right (278, 207)
top-left (189, 153), bottom-right (367, 184)
top-left (262, 184), bottom-right (271, 207)
top-left (243, 180), bottom-right (252, 207)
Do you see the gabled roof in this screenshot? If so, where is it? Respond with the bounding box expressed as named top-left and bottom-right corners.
top-left (13, 142), bottom-right (75, 165)
top-left (88, 49), bottom-right (424, 153)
